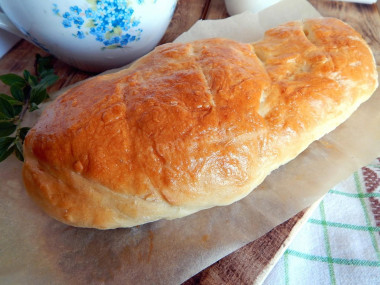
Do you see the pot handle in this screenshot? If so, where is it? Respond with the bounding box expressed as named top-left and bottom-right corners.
top-left (0, 11), bottom-right (26, 39)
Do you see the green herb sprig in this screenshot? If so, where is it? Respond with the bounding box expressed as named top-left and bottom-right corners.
top-left (0, 54), bottom-right (59, 162)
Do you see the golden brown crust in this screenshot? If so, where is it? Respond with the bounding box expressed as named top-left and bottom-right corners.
top-left (23, 18), bottom-right (378, 229)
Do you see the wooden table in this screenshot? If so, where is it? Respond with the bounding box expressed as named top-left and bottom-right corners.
top-left (1, 1), bottom-right (379, 284)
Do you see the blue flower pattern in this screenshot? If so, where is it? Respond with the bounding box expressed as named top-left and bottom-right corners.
top-left (52, 4), bottom-right (59, 15)
top-left (52, 1), bottom-right (144, 49)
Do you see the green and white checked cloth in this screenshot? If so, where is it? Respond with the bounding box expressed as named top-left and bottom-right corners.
top-left (263, 158), bottom-right (380, 284)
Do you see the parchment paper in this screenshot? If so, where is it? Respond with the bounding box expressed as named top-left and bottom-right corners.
top-left (1, 0), bottom-right (380, 284)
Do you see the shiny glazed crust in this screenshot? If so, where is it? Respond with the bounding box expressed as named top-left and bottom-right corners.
top-left (23, 18), bottom-right (378, 229)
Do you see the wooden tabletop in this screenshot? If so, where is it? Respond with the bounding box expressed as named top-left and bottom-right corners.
top-left (1, 0), bottom-right (379, 284)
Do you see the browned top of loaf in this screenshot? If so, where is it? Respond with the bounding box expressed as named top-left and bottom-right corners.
top-left (23, 18), bottom-right (378, 228)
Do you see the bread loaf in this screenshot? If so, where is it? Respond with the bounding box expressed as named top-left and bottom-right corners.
top-left (23, 18), bottom-right (378, 229)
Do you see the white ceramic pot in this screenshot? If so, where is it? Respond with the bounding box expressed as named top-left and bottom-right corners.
top-left (0, 0), bottom-right (177, 72)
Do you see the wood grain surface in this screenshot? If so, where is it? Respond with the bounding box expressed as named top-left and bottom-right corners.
top-left (0, 0), bottom-right (379, 284)
top-left (184, 209), bottom-right (310, 285)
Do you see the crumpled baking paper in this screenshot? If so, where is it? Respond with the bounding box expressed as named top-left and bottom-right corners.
top-left (1, 0), bottom-right (380, 284)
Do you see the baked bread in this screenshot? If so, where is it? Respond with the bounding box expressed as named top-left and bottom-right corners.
top-left (23, 18), bottom-right (378, 229)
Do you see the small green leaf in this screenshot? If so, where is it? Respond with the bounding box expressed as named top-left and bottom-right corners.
top-left (24, 70), bottom-right (38, 86)
top-left (19, 127), bottom-right (30, 141)
top-left (30, 84), bottom-right (47, 105)
top-left (39, 73), bottom-right (59, 88)
top-left (36, 54), bottom-right (55, 75)
top-left (0, 93), bottom-right (22, 106)
top-left (0, 122), bottom-right (16, 137)
top-left (10, 86), bottom-right (24, 102)
top-left (0, 94), bottom-right (22, 117)
top-left (0, 113), bottom-right (10, 121)
top-left (39, 69), bottom-right (55, 78)
top-left (0, 136), bottom-right (14, 153)
top-left (23, 70), bottom-right (30, 81)
top-left (30, 75), bottom-right (39, 86)
top-left (0, 93), bottom-right (15, 101)
top-left (0, 73), bottom-right (26, 87)
top-left (29, 102), bottom-right (39, 112)
top-left (0, 144), bottom-right (14, 162)
top-left (14, 146), bottom-right (23, 161)
top-left (0, 97), bottom-right (15, 118)
top-left (15, 139), bottom-right (23, 161)
top-left (0, 136), bottom-right (15, 162)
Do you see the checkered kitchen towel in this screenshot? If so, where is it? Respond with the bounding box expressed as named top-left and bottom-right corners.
top-left (263, 158), bottom-right (380, 284)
